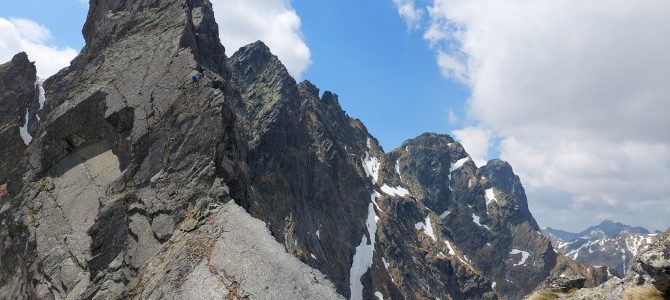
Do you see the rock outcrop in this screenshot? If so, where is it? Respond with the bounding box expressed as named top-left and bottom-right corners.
top-left (0, 51), bottom-right (39, 300)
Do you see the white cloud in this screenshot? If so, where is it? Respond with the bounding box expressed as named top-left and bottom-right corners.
top-left (412, 0), bottom-right (670, 230)
top-left (211, 0), bottom-right (311, 79)
top-left (447, 108), bottom-right (458, 125)
top-left (452, 126), bottom-right (493, 167)
top-left (436, 50), bottom-right (467, 83)
top-left (393, 0), bottom-right (424, 30)
top-left (0, 18), bottom-right (78, 78)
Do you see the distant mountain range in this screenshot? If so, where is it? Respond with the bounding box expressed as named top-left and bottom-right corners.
top-left (542, 220), bottom-right (658, 276)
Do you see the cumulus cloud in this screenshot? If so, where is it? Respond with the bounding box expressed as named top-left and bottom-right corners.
top-left (397, 0), bottom-right (670, 230)
top-left (0, 18), bottom-right (78, 78)
top-left (452, 126), bottom-right (493, 167)
top-left (211, 0), bottom-right (311, 79)
top-left (393, 0), bottom-right (424, 30)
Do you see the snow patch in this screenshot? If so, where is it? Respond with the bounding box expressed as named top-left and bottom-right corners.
top-left (445, 240), bottom-right (456, 255)
top-left (381, 257), bottom-right (394, 283)
top-left (485, 188), bottom-right (498, 209)
top-left (415, 216), bottom-right (437, 241)
top-left (472, 214), bottom-right (490, 230)
top-left (367, 138), bottom-right (371, 149)
top-left (395, 159), bottom-right (403, 182)
top-left (361, 152), bottom-right (380, 184)
top-left (316, 229), bottom-right (320, 239)
top-left (371, 191), bottom-right (382, 211)
top-left (439, 210), bottom-right (451, 219)
top-left (310, 253), bottom-right (317, 260)
top-left (491, 282), bottom-right (496, 290)
top-left (380, 184), bottom-right (410, 197)
top-left (625, 234), bottom-right (654, 257)
top-left (621, 248), bottom-right (626, 272)
top-left (36, 78), bottom-right (46, 110)
top-left (450, 157), bottom-right (470, 173)
top-left (349, 203), bottom-right (378, 300)
top-left (374, 291), bottom-right (384, 300)
top-left (414, 221), bottom-right (424, 230)
top-left (509, 249), bottom-right (530, 266)
top-left (423, 216), bottom-right (436, 241)
top-left (19, 109), bottom-right (32, 145)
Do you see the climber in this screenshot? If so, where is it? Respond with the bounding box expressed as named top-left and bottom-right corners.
top-left (191, 73), bottom-right (200, 89)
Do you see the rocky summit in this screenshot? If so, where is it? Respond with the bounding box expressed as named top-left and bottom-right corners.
top-left (1, 1), bottom-right (611, 299)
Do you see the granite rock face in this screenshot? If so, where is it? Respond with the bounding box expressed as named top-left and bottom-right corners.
top-left (0, 1), bottom-right (612, 299)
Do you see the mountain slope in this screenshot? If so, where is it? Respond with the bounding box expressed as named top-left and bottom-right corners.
top-left (543, 220), bottom-right (657, 276)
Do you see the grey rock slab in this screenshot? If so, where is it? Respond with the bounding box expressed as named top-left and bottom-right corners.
top-left (208, 201), bottom-right (344, 300)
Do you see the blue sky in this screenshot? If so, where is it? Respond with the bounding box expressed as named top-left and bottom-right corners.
top-left (1, 0), bottom-right (668, 232)
top-left (293, 0), bottom-right (470, 152)
top-left (0, 0), bottom-right (88, 50)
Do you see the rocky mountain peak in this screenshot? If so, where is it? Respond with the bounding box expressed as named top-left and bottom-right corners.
top-left (0, 52), bottom-right (36, 127)
top-left (76, 0), bottom-right (227, 74)
top-left (320, 90), bottom-right (341, 105)
top-left (298, 80), bottom-right (320, 98)
top-left (582, 219), bottom-right (650, 238)
top-left (402, 132), bottom-right (458, 148)
top-left (7, 51), bottom-right (30, 67)
top-left (229, 40), bottom-right (292, 85)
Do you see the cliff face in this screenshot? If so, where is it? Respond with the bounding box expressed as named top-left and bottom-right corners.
top-left (0, 52), bottom-right (39, 299)
top-left (229, 41), bottom-right (382, 297)
top-left (0, 1), bottom-right (609, 299)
